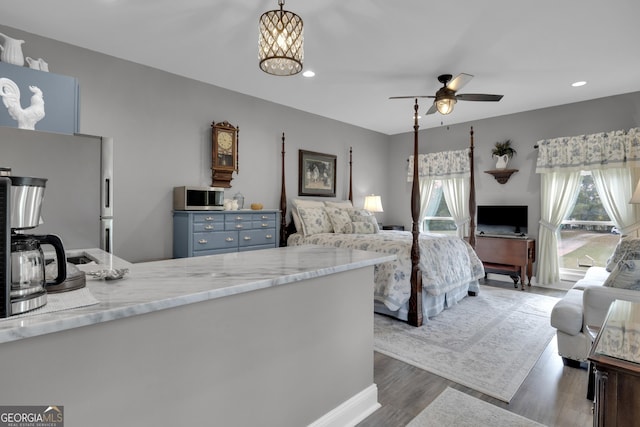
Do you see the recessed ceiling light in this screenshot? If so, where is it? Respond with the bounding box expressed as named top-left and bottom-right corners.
top-left (302, 70), bottom-right (315, 78)
top-left (572, 81), bottom-right (587, 87)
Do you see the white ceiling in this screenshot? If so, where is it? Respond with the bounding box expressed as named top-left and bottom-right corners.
top-left (4, 0), bottom-right (640, 135)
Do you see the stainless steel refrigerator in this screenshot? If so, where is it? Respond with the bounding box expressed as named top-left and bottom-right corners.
top-left (0, 126), bottom-right (113, 252)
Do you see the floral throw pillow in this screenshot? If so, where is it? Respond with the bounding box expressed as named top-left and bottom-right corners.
top-left (603, 259), bottom-right (640, 290)
top-left (297, 206), bottom-right (333, 235)
top-left (324, 207), bottom-right (352, 233)
top-left (348, 208), bottom-right (380, 233)
top-left (345, 221), bottom-right (377, 234)
top-left (606, 237), bottom-right (640, 271)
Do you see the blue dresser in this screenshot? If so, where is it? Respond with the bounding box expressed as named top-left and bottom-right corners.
top-left (173, 210), bottom-right (280, 258)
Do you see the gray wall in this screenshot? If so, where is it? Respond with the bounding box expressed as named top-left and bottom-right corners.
top-left (386, 93), bottom-right (640, 243)
top-left (0, 25), bottom-right (389, 262)
top-left (3, 24), bottom-right (640, 264)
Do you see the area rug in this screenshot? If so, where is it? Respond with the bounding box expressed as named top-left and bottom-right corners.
top-left (374, 285), bottom-right (559, 402)
top-left (407, 387), bottom-right (546, 427)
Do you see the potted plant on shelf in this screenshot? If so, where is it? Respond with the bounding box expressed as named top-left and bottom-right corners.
top-left (491, 140), bottom-right (517, 169)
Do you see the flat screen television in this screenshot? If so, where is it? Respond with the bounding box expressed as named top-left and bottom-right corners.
top-left (476, 205), bottom-right (528, 237)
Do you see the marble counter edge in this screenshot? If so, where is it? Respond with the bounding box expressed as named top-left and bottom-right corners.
top-left (0, 246), bottom-right (396, 344)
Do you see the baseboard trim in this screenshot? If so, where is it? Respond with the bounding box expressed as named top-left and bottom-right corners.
top-left (308, 384), bottom-right (381, 427)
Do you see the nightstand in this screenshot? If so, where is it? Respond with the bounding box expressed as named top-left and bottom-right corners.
top-left (382, 225), bottom-right (404, 231)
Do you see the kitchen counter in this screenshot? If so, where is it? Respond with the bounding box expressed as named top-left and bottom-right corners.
top-left (0, 244), bottom-right (392, 427)
top-left (0, 245), bottom-right (393, 344)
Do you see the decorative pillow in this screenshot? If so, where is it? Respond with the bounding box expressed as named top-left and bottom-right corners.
top-left (297, 206), bottom-right (334, 235)
top-left (324, 200), bottom-right (353, 209)
top-left (324, 206), bottom-right (352, 233)
top-left (348, 208), bottom-right (380, 233)
top-left (345, 221), bottom-right (377, 234)
top-left (603, 259), bottom-right (640, 290)
top-left (291, 199), bottom-right (325, 232)
top-left (606, 237), bottom-right (640, 271)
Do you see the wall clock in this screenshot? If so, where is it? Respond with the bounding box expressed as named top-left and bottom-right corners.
top-left (211, 121), bottom-right (238, 188)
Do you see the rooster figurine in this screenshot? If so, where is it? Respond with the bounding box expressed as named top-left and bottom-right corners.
top-left (0, 77), bottom-right (45, 130)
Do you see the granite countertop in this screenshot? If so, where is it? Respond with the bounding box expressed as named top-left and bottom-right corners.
top-left (0, 245), bottom-right (395, 344)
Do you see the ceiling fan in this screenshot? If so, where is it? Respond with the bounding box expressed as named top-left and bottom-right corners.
top-left (390, 73), bottom-right (503, 115)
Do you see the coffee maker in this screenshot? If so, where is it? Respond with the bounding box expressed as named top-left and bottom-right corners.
top-left (0, 175), bottom-right (67, 317)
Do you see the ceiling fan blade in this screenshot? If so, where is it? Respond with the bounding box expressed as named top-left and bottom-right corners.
top-left (389, 95), bottom-right (436, 99)
top-left (446, 73), bottom-right (473, 92)
top-left (425, 103), bottom-right (437, 115)
top-left (455, 93), bottom-right (503, 102)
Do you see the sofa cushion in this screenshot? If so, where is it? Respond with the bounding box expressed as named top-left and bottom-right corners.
top-left (550, 289), bottom-right (584, 335)
top-left (572, 266), bottom-right (610, 291)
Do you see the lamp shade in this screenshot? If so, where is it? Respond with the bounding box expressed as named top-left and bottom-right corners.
top-left (364, 195), bottom-right (383, 213)
top-left (630, 180), bottom-right (640, 203)
top-left (258, 0), bottom-right (303, 76)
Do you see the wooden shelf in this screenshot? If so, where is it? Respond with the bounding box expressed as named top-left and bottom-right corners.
top-left (484, 169), bottom-right (518, 184)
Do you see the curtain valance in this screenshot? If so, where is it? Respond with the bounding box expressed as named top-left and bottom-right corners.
top-left (535, 127), bottom-right (640, 173)
top-left (407, 148), bottom-right (470, 181)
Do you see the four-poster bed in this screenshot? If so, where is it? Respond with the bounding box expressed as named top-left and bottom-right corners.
top-left (279, 101), bottom-right (483, 326)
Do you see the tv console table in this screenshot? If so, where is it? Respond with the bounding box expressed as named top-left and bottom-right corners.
top-left (474, 235), bottom-right (535, 290)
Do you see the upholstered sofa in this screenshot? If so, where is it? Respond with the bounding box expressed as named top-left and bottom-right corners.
top-left (550, 237), bottom-right (640, 365)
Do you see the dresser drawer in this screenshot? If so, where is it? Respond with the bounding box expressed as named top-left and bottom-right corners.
top-left (225, 213), bottom-right (253, 230)
top-left (239, 229), bottom-right (276, 247)
top-left (193, 231), bottom-right (238, 251)
top-left (193, 222), bottom-right (224, 232)
top-left (252, 219), bottom-right (276, 229)
top-left (252, 213), bottom-right (276, 222)
top-left (192, 213), bottom-right (225, 224)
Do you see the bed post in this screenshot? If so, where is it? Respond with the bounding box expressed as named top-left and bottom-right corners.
top-left (348, 146), bottom-right (353, 203)
top-left (468, 126), bottom-right (476, 248)
top-left (280, 132), bottom-right (287, 247)
top-left (408, 99), bottom-right (423, 327)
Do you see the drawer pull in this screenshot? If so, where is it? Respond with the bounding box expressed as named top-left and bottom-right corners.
top-left (235, 216), bottom-right (243, 220)
top-left (261, 223), bottom-right (269, 227)
top-left (204, 225), bottom-right (214, 230)
top-left (261, 215), bottom-right (269, 219)
top-left (198, 239), bottom-right (208, 244)
top-left (225, 237), bottom-right (234, 242)
top-left (236, 224), bottom-right (244, 229)
top-left (266, 234), bottom-right (273, 239)
top-left (243, 236), bottom-right (252, 241)
top-left (204, 216), bottom-right (214, 221)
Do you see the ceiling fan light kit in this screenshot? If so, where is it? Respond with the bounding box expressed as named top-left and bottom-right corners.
top-left (258, 0), bottom-right (304, 76)
top-left (390, 73), bottom-right (503, 117)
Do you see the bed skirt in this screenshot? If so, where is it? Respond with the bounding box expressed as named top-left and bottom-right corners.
top-left (374, 279), bottom-right (480, 321)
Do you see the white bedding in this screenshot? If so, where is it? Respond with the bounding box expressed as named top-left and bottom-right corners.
top-left (287, 230), bottom-right (485, 313)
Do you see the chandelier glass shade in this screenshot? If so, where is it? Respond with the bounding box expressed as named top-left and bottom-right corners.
top-left (258, 0), bottom-right (304, 76)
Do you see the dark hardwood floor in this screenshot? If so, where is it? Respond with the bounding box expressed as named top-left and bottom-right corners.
top-left (358, 279), bottom-right (594, 427)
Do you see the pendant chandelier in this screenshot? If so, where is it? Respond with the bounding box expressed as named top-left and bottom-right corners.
top-left (258, 0), bottom-right (304, 76)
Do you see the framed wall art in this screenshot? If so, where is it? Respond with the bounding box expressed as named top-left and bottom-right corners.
top-left (298, 150), bottom-right (336, 197)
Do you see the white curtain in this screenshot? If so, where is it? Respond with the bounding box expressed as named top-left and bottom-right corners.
top-left (591, 168), bottom-right (640, 236)
top-left (537, 171), bottom-right (582, 285)
top-left (442, 177), bottom-right (470, 238)
top-left (418, 178), bottom-right (437, 232)
top-left (409, 148), bottom-right (470, 234)
top-left (535, 127), bottom-right (640, 284)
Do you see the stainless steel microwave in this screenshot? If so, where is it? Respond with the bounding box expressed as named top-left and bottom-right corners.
top-left (173, 186), bottom-right (225, 211)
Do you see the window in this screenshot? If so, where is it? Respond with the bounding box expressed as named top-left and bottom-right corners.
top-left (422, 180), bottom-right (457, 235)
top-left (558, 172), bottom-right (619, 276)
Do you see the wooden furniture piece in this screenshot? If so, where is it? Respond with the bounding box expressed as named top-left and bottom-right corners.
top-left (279, 104), bottom-right (478, 327)
top-left (211, 121), bottom-right (239, 188)
top-left (484, 168), bottom-right (518, 184)
top-left (475, 236), bottom-right (535, 290)
top-left (382, 225), bottom-right (405, 231)
top-left (173, 210), bottom-right (279, 258)
top-left (589, 299), bottom-right (640, 427)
